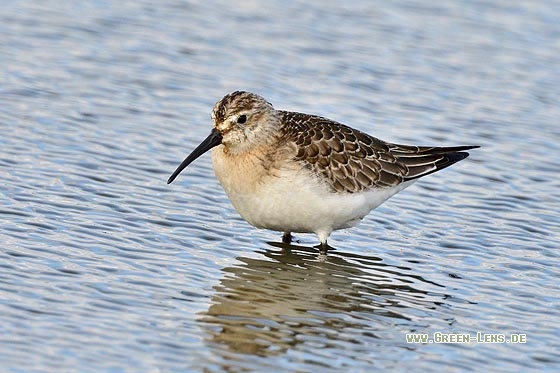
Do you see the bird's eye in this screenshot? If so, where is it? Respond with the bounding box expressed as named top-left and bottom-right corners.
top-left (237, 115), bottom-right (247, 124)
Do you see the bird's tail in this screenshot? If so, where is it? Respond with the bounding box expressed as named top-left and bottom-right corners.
top-left (387, 144), bottom-right (479, 181)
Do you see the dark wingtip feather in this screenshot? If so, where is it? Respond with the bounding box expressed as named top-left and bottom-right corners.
top-left (402, 146), bottom-right (479, 181)
top-left (441, 145), bottom-right (480, 153)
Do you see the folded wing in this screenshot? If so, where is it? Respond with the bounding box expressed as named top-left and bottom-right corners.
top-left (281, 111), bottom-right (478, 193)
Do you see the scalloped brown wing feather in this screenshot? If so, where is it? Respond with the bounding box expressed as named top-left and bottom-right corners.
top-left (280, 111), bottom-right (478, 193)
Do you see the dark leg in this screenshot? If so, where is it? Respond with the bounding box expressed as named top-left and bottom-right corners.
top-left (282, 232), bottom-right (293, 244)
top-left (317, 241), bottom-right (330, 254)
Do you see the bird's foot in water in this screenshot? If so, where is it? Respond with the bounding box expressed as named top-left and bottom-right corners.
top-left (282, 232), bottom-right (293, 244)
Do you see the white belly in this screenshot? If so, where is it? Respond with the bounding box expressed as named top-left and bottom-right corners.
top-left (211, 146), bottom-right (415, 237)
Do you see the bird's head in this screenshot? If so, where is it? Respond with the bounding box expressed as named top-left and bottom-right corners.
top-left (167, 91), bottom-right (277, 184)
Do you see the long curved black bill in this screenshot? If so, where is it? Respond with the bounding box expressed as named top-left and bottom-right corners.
top-left (167, 128), bottom-right (222, 184)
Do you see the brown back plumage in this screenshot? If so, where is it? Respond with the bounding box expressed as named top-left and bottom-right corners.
top-left (280, 111), bottom-right (478, 193)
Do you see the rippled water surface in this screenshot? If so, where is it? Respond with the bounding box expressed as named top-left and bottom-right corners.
top-left (2, 0), bottom-right (559, 371)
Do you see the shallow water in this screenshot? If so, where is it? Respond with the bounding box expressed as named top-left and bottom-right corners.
top-left (1, 0), bottom-right (559, 371)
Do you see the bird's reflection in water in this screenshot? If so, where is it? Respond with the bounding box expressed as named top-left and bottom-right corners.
top-left (198, 242), bottom-right (453, 357)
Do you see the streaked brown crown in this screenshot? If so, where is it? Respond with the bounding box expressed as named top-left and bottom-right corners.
top-left (212, 91), bottom-right (273, 125)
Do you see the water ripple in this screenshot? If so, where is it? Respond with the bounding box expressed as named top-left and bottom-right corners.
top-left (1, 0), bottom-right (560, 371)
